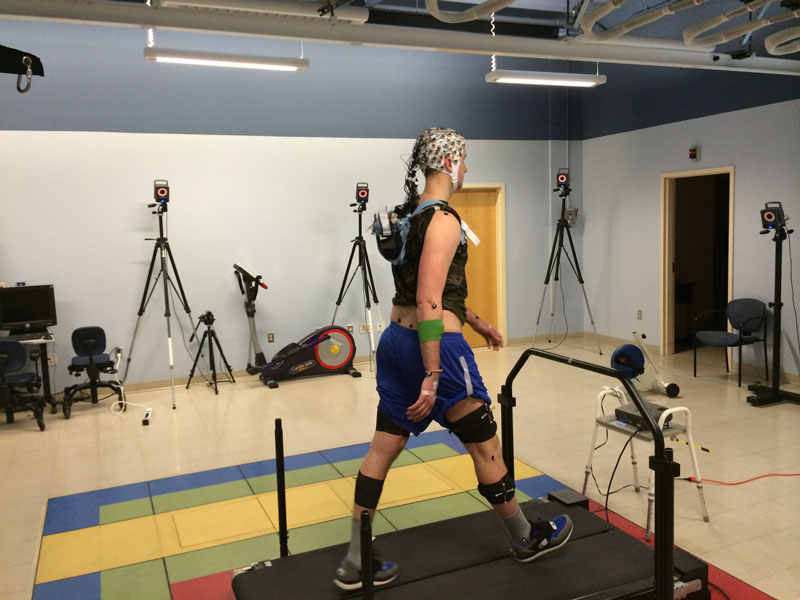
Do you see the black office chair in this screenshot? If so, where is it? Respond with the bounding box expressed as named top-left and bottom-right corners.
top-left (63, 326), bottom-right (123, 419)
top-left (693, 298), bottom-right (769, 387)
top-left (0, 340), bottom-right (46, 431)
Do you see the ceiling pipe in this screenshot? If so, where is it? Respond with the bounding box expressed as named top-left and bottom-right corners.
top-left (766, 25), bottom-right (800, 55)
top-left (158, 0), bottom-right (369, 24)
top-left (684, 5), bottom-right (800, 50)
top-left (424, 0), bottom-right (516, 24)
top-left (2, 0), bottom-right (799, 76)
top-left (581, 0), bottom-right (708, 42)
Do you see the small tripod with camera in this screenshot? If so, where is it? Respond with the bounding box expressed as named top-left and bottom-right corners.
top-left (186, 311), bottom-right (235, 395)
top-left (332, 182), bottom-right (384, 366)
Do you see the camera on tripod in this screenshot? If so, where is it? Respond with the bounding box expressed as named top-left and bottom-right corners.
top-left (554, 169), bottom-right (571, 196)
top-left (351, 183), bottom-right (369, 212)
top-left (154, 180), bottom-right (170, 204)
top-left (760, 202), bottom-right (787, 231)
top-left (199, 311), bottom-right (215, 327)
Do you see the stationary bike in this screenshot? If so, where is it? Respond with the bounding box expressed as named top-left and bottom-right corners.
top-left (234, 264), bottom-right (361, 389)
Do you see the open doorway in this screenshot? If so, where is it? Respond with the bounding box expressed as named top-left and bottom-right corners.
top-left (661, 168), bottom-right (734, 356)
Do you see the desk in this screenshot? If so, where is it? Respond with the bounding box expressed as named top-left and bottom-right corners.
top-left (14, 331), bottom-right (57, 413)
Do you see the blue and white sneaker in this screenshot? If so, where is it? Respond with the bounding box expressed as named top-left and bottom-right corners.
top-left (511, 515), bottom-right (573, 563)
top-left (333, 550), bottom-right (399, 591)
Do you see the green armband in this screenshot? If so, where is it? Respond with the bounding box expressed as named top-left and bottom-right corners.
top-left (418, 319), bottom-right (445, 343)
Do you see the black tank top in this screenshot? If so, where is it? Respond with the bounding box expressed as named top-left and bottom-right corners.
top-left (391, 203), bottom-right (468, 323)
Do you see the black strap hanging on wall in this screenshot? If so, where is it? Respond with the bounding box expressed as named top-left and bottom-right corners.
top-left (0, 45), bottom-right (45, 93)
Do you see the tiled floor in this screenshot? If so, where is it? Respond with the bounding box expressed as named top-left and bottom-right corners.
top-left (1, 337), bottom-right (799, 599)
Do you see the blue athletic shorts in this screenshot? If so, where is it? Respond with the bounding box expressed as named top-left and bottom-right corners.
top-left (376, 321), bottom-right (491, 436)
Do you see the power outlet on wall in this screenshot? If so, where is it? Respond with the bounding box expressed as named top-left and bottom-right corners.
top-left (48, 353), bottom-right (57, 366)
top-left (637, 310), bottom-right (643, 320)
top-left (267, 332), bottom-right (275, 343)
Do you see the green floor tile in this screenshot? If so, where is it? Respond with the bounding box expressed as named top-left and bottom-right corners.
top-left (407, 442), bottom-right (460, 462)
top-left (152, 479), bottom-right (253, 513)
top-left (332, 449), bottom-right (421, 477)
top-left (247, 463), bottom-right (343, 494)
top-left (380, 492), bottom-right (488, 530)
top-left (165, 534), bottom-right (280, 583)
top-left (99, 497), bottom-right (154, 525)
top-left (101, 559), bottom-right (171, 600)
top-left (286, 512), bottom-right (395, 555)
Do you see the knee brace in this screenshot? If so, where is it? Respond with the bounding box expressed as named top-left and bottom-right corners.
top-left (477, 472), bottom-right (516, 505)
top-left (448, 403), bottom-right (497, 444)
top-left (354, 471), bottom-right (384, 510)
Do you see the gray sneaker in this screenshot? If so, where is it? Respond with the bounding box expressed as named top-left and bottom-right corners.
top-left (333, 551), bottom-right (399, 591)
top-left (511, 515), bottom-right (573, 563)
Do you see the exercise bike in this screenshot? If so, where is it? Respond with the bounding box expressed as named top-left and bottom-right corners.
top-left (234, 264), bottom-right (361, 389)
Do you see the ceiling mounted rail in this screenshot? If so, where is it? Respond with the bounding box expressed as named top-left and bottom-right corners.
top-left (2, 0), bottom-right (800, 76)
top-left (159, 0), bottom-right (369, 24)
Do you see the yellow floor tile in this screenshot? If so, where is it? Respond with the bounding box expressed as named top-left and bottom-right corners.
top-left (36, 527), bottom-right (101, 584)
top-left (378, 463), bottom-right (457, 508)
top-left (174, 497), bottom-right (274, 548)
top-left (259, 481), bottom-right (352, 529)
top-left (99, 517), bottom-right (163, 571)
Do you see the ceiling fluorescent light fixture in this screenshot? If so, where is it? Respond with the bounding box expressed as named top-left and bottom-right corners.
top-left (485, 69), bottom-right (606, 87)
top-left (144, 48), bottom-right (309, 71)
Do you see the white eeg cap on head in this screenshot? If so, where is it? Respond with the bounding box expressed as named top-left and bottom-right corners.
top-left (416, 127), bottom-right (466, 175)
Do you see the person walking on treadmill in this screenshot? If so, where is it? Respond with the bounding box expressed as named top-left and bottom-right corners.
top-left (334, 127), bottom-right (573, 591)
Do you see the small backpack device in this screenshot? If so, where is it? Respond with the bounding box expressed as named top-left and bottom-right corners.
top-left (372, 200), bottom-right (449, 265)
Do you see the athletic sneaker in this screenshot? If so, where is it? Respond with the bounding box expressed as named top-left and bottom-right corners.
top-left (333, 550), bottom-right (399, 591)
top-left (511, 515), bottom-right (574, 563)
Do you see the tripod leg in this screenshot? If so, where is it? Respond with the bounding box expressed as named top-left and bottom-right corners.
top-left (532, 284), bottom-right (549, 344)
top-left (164, 242), bottom-right (192, 315)
top-left (548, 273), bottom-right (560, 343)
top-left (564, 225), bottom-right (603, 355)
top-left (186, 331), bottom-right (207, 389)
top-left (158, 245), bottom-right (178, 410)
top-left (125, 242), bottom-right (161, 383)
top-left (212, 332), bottom-right (236, 384)
top-left (333, 241), bottom-right (359, 324)
top-left (208, 331), bottom-right (218, 395)
top-left (357, 240), bottom-right (377, 364)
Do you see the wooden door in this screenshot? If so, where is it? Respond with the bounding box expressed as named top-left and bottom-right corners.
top-left (448, 187), bottom-right (499, 348)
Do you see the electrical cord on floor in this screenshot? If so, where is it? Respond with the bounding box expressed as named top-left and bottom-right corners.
top-left (681, 473), bottom-right (800, 485)
top-left (708, 580), bottom-right (732, 600)
top-left (587, 428), bottom-right (640, 522)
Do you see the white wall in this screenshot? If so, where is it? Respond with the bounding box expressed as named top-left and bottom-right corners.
top-left (582, 98), bottom-right (800, 376)
top-left (0, 131), bottom-right (560, 384)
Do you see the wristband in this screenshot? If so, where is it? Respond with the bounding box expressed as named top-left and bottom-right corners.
top-left (418, 319), bottom-right (444, 343)
top-left (425, 368), bottom-right (443, 377)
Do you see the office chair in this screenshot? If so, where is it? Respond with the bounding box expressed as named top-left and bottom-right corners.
top-left (0, 340), bottom-right (46, 431)
top-left (63, 326), bottom-right (122, 419)
top-left (693, 298), bottom-right (769, 387)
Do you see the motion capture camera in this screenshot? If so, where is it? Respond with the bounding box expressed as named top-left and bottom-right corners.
top-left (154, 180), bottom-right (170, 204)
top-left (760, 202), bottom-right (786, 231)
top-left (199, 311), bottom-right (215, 327)
top-left (351, 182), bottom-right (369, 213)
top-left (555, 168), bottom-right (569, 190)
top-left (354, 182), bottom-right (369, 205)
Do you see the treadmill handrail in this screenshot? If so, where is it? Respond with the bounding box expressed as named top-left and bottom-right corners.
top-left (502, 348), bottom-right (666, 456)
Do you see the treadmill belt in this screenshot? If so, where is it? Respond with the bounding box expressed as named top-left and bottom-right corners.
top-left (232, 500), bottom-right (639, 600)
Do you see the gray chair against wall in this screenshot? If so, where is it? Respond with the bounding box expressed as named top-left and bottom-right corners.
top-left (693, 298), bottom-right (769, 387)
top-left (0, 340), bottom-right (46, 431)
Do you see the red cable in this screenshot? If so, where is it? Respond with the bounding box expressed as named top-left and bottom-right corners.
top-left (687, 473), bottom-right (800, 486)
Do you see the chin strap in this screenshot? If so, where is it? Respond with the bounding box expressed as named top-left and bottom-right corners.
top-left (450, 157), bottom-right (460, 191)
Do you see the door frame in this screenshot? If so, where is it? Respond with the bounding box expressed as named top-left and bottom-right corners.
top-left (660, 167), bottom-right (734, 356)
top-left (459, 183), bottom-right (507, 343)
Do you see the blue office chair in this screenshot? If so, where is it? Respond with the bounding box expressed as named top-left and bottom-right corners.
top-left (693, 298), bottom-right (769, 387)
top-left (63, 326), bottom-right (122, 419)
top-left (0, 340), bottom-right (46, 431)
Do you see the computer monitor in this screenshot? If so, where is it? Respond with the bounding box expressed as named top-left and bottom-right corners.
top-left (0, 285), bottom-right (57, 333)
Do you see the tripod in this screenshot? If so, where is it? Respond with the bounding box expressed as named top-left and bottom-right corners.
top-left (748, 208), bottom-right (800, 406)
top-left (332, 190), bottom-right (383, 366)
top-left (124, 200), bottom-right (194, 409)
top-left (533, 184), bottom-right (602, 355)
top-left (187, 312), bottom-right (235, 395)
